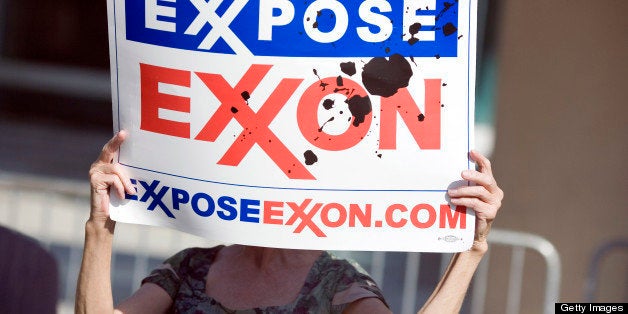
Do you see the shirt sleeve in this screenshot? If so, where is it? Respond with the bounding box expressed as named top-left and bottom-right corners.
top-left (329, 258), bottom-right (389, 312)
top-left (141, 248), bottom-right (194, 300)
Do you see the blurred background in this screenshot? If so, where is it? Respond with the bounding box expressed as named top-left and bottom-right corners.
top-left (0, 0), bottom-right (626, 313)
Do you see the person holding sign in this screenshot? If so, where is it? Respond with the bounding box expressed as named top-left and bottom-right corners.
top-left (76, 131), bottom-right (503, 313)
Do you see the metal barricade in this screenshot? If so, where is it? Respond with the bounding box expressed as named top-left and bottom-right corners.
top-left (584, 239), bottom-right (628, 302)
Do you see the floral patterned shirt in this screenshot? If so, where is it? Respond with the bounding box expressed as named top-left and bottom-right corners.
top-left (142, 246), bottom-right (388, 313)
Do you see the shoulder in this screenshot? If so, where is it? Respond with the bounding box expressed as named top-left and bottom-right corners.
top-left (140, 246), bottom-right (223, 299)
top-left (308, 252), bottom-right (389, 311)
top-left (315, 252), bottom-right (376, 288)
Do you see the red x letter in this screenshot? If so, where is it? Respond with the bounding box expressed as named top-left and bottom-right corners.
top-left (195, 65), bottom-right (314, 179)
top-left (286, 199), bottom-right (326, 237)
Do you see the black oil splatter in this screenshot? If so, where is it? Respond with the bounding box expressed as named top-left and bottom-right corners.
top-left (409, 22), bottom-right (421, 35)
top-left (361, 54), bottom-right (412, 98)
top-left (435, 54), bottom-right (441, 59)
top-left (230, 107), bottom-right (238, 113)
top-left (418, 113), bottom-right (425, 121)
top-left (336, 76), bottom-right (344, 86)
top-left (304, 150), bottom-right (318, 165)
top-left (443, 22), bottom-right (457, 36)
top-left (318, 117), bottom-right (334, 132)
top-left (311, 10), bottom-right (322, 29)
top-left (345, 95), bottom-right (372, 127)
top-left (458, 34), bottom-right (463, 40)
top-left (333, 87), bottom-right (353, 96)
top-left (340, 62), bottom-right (356, 76)
top-left (241, 91), bottom-right (250, 102)
top-left (313, 68), bottom-right (329, 90)
top-left (442, 82), bottom-right (448, 86)
top-left (407, 22), bottom-right (421, 45)
top-left (410, 56), bottom-right (417, 66)
top-left (435, 2), bottom-right (456, 22)
top-left (322, 98), bottom-right (334, 110)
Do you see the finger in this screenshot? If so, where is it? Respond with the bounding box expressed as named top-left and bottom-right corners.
top-left (469, 150), bottom-right (493, 176)
top-left (461, 169), bottom-right (500, 194)
top-left (92, 173), bottom-right (125, 199)
top-left (110, 175), bottom-right (126, 199)
top-left (97, 130), bottom-right (128, 163)
top-left (448, 185), bottom-right (491, 202)
top-left (91, 163), bottom-right (136, 195)
top-left (111, 163), bottom-right (136, 195)
top-left (449, 197), bottom-right (497, 220)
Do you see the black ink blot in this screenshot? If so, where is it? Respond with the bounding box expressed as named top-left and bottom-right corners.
top-left (230, 107), bottom-right (238, 113)
top-left (318, 117), bottom-right (334, 132)
top-left (407, 22), bottom-right (421, 45)
top-left (304, 150), bottom-right (318, 165)
top-left (336, 76), bottom-right (344, 87)
top-left (409, 22), bottom-right (421, 35)
top-left (241, 91), bottom-right (250, 101)
top-left (345, 95), bottom-right (372, 127)
top-left (340, 62), bottom-right (356, 76)
top-left (410, 56), bottom-right (417, 66)
top-left (322, 99), bottom-right (334, 110)
top-left (361, 54), bottom-right (412, 97)
top-left (418, 113), bottom-right (425, 121)
top-left (443, 22), bottom-right (457, 36)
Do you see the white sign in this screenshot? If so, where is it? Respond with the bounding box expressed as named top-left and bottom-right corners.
top-left (107, 0), bottom-right (478, 252)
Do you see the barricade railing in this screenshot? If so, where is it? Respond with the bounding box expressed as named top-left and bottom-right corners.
top-left (0, 173), bottom-right (560, 314)
top-left (584, 238), bottom-right (628, 303)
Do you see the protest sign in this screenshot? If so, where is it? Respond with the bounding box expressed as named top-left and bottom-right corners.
top-left (106, 0), bottom-right (478, 252)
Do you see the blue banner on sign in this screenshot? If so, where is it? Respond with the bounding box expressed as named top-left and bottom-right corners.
top-left (126, 0), bottom-right (459, 57)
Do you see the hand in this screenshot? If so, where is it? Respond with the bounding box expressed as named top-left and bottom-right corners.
top-left (447, 150), bottom-right (503, 251)
top-left (88, 131), bottom-right (135, 227)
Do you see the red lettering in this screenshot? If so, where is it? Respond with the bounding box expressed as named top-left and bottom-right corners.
top-left (385, 204), bottom-right (407, 228)
top-left (194, 65), bottom-right (313, 179)
top-left (263, 201), bottom-right (284, 225)
top-left (140, 63), bottom-right (190, 138)
top-left (439, 204), bottom-right (467, 229)
top-left (410, 204), bottom-right (437, 228)
top-left (286, 199), bottom-right (326, 237)
top-left (297, 77), bottom-right (371, 151)
top-left (320, 203), bottom-right (347, 228)
top-left (348, 204), bottom-right (371, 227)
top-left (379, 79), bottom-right (441, 149)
